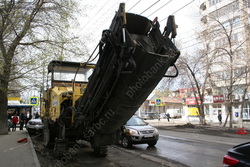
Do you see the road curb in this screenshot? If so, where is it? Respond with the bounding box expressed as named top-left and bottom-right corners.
top-left (28, 134), bottom-right (41, 167)
top-left (112, 145), bottom-right (187, 167)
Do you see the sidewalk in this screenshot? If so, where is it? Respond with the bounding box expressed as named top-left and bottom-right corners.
top-left (146, 118), bottom-right (250, 146)
top-left (0, 130), bottom-right (40, 167)
top-left (146, 118), bottom-right (250, 138)
top-left (146, 118), bottom-right (250, 130)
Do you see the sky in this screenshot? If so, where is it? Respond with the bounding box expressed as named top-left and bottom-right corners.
top-left (22, 0), bottom-right (202, 100)
top-left (76, 0), bottom-right (202, 55)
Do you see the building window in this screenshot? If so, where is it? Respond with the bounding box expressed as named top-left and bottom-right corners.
top-left (232, 17), bottom-right (240, 27)
top-left (205, 105), bottom-right (209, 115)
top-left (209, 0), bottom-right (223, 7)
top-left (233, 67), bottom-right (247, 78)
top-left (201, 16), bottom-right (208, 24)
top-left (215, 71), bottom-right (231, 80)
top-left (235, 49), bottom-right (244, 59)
top-left (231, 33), bottom-right (239, 43)
top-left (210, 1), bottom-right (239, 18)
top-left (243, 102), bottom-right (250, 119)
top-left (200, 2), bottom-right (206, 11)
top-left (212, 104), bottom-right (222, 115)
top-left (213, 33), bottom-right (239, 48)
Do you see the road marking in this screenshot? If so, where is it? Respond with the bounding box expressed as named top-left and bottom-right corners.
top-left (160, 134), bottom-right (194, 142)
top-left (159, 134), bottom-right (249, 146)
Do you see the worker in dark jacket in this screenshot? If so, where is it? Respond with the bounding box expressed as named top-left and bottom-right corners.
top-left (35, 112), bottom-right (40, 119)
top-left (19, 111), bottom-right (26, 130)
top-left (218, 112), bottom-right (222, 125)
top-left (25, 112), bottom-right (32, 127)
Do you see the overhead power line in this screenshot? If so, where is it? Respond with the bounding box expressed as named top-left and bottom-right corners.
top-left (160, 0), bottom-right (195, 22)
top-left (140, 0), bottom-right (161, 15)
top-left (147, 0), bottom-right (172, 17)
top-left (81, 0), bottom-right (110, 29)
top-left (172, 0), bottom-right (195, 15)
top-left (79, 0), bottom-right (249, 55)
top-left (127, 0), bottom-right (141, 12)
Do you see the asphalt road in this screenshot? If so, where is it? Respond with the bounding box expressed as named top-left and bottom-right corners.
top-left (32, 124), bottom-right (250, 167)
top-left (32, 133), bottom-right (185, 167)
top-left (129, 128), bottom-right (250, 167)
top-left (132, 135), bottom-right (230, 167)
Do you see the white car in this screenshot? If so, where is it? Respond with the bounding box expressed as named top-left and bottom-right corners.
top-left (120, 116), bottom-right (159, 148)
top-left (26, 118), bottom-right (44, 134)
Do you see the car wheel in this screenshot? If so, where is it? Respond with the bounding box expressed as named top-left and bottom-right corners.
top-left (27, 129), bottom-right (35, 135)
top-left (93, 146), bottom-right (108, 157)
top-left (121, 136), bottom-right (132, 148)
top-left (148, 141), bottom-right (157, 146)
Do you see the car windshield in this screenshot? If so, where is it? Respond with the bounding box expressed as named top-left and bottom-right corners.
top-left (126, 117), bottom-right (147, 126)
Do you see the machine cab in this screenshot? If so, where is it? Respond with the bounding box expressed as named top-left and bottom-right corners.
top-left (47, 60), bottom-right (95, 88)
top-left (41, 60), bottom-right (95, 120)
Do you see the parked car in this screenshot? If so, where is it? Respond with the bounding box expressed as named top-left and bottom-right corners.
top-left (26, 118), bottom-right (44, 134)
top-left (160, 113), bottom-right (167, 119)
top-left (120, 116), bottom-right (159, 148)
top-left (223, 142), bottom-right (250, 167)
top-left (166, 109), bottom-right (182, 118)
top-left (140, 113), bottom-right (151, 120)
top-left (147, 113), bottom-right (160, 119)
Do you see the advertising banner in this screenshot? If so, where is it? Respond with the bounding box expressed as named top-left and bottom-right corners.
top-left (186, 97), bottom-right (200, 105)
top-left (213, 95), bottom-right (224, 103)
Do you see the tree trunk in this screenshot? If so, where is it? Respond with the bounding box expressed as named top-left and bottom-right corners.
top-left (198, 110), bottom-right (206, 125)
top-left (229, 108), bottom-right (233, 128)
top-left (223, 112), bottom-right (229, 127)
top-left (200, 103), bottom-right (206, 125)
top-left (0, 79), bottom-right (8, 135)
top-left (239, 99), bottom-right (245, 128)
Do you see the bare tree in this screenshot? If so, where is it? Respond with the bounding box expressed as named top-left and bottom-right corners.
top-left (0, 0), bottom-right (84, 134)
top-left (200, 0), bottom-right (250, 128)
top-left (177, 46), bottom-right (213, 125)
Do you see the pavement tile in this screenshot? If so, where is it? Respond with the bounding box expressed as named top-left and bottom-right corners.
top-left (0, 130), bottom-right (40, 167)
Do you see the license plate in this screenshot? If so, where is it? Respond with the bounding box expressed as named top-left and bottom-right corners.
top-left (144, 134), bottom-right (153, 138)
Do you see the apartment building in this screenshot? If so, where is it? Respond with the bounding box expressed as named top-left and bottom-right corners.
top-left (199, 0), bottom-right (250, 123)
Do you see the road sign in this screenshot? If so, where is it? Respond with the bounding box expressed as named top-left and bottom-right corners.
top-left (155, 98), bottom-right (162, 106)
top-left (29, 97), bottom-right (39, 106)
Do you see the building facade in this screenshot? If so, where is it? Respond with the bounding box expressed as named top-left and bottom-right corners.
top-left (137, 92), bottom-right (184, 119)
top-left (198, 0), bottom-right (250, 124)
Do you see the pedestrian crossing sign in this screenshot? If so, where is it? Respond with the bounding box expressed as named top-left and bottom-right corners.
top-left (155, 98), bottom-right (162, 106)
top-left (29, 97), bottom-right (39, 106)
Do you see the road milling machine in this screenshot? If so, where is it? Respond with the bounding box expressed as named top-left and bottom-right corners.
top-left (41, 3), bottom-right (180, 156)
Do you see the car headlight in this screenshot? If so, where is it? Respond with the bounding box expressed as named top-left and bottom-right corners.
top-left (154, 128), bottom-right (159, 134)
top-left (127, 129), bottom-right (138, 135)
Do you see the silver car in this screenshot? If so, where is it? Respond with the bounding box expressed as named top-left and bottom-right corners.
top-left (26, 118), bottom-right (44, 134)
top-left (120, 116), bottom-right (159, 148)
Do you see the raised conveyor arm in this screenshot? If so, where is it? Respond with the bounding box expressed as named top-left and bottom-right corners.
top-left (75, 3), bottom-right (180, 147)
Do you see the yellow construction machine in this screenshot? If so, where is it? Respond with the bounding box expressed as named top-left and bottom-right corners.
top-left (41, 3), bottom-right (180, 156)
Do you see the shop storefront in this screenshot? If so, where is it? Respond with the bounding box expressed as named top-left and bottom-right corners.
top-left (243, 101), bottom-right (250, 120)
top-left (185, 97), bottom-right (200, 117)
top-left (203, 95), bottom-right (226, 122)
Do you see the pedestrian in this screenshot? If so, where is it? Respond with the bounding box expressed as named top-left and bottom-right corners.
top-left (12, 114), bottom-right (18, 131)
top-left (8, 119), bottom-right (12, 132)
top-left (25, 112), bottom-right (32, 127)
top-left (35, 112), bottom-right (40, 119)
top-left (7, 112), bottom-right (12, 132)
top-left (166, 113), bottom-right (170, 122)
top-left (7, 112), bottom-right (12, 120)
top-left (218, 112), bottom-right (222, 125)
top-left (19, 111), bottom-right (26, 130)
